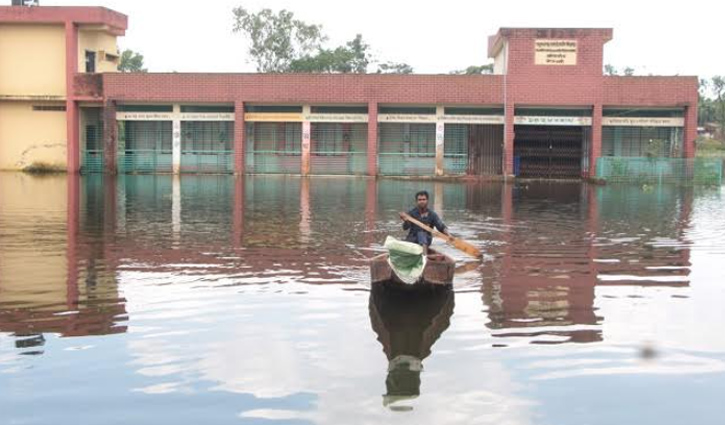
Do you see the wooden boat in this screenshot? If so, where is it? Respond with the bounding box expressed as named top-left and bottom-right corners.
top-left (370, 248), bottom-right (455, 288)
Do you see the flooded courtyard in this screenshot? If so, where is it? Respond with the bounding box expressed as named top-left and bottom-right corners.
top-left (1, 173), bottom-right (724, 424)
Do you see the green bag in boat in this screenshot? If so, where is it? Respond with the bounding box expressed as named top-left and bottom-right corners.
top-left (384, 236), bottom-right (427, 285)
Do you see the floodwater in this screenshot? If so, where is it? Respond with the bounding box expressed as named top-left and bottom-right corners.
top-left (1, 173), bottom-right (724, 425)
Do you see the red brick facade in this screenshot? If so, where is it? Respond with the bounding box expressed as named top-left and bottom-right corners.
top-left (0, 6), bottom-right (698, 177)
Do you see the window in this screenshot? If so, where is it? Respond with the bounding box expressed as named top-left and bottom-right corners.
top-left (85, 51), bottom-right (96, 73)
top-left (32, 105), bottom-right (66, 112)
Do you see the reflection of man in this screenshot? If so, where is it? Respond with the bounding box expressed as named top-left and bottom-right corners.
top-left (384, 356), bottom-right (422, 408)
top-left (399, 190), bottom-right (449, 255)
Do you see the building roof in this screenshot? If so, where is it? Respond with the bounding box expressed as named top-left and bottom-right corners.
top-left (488, 27), bottom-right (613, 58)
top-left (0, 6), bottom-right (127, 35)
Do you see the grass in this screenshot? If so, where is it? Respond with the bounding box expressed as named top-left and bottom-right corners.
top-left (22, 162), bottom-right (66, 174)
top-left (696, 137), bottom-right (725, 158)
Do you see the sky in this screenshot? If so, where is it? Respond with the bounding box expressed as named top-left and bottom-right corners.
top-left (43, 0), bottom-right (723, 81)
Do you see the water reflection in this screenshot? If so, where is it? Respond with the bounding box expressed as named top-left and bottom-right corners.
top-left (0, 175), bottom-right (702, 349)
top-left (0, 175), bottom-right (127, 348)
top-left (2, 172), bottom-right (724, 424)
top-left (477, 182), bottom-right (694, 345)
top-left (369, 285), bottom-right (454, 410)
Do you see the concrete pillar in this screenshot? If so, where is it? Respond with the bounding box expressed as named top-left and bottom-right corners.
top-left (503, 103), bottom-right (515, 177)
top-left (234, 100), bottom-right (245, 174)
top-left (172, 104), bottom-right (181, 174)
top-left (103, 99), bottom-right (118, 174)
top-left (434, 182), bottom-right (444, 215)
top-left (683, 104), bottom-right (697, 159)
top-left (435, 106), bottom-right (445, 176)
top-left (65, 21), bottom-right (80, 174)
top-left (301, 105), bottom-right (311, 176)
top-left (590, 104), bottom-right (603, 178)
top-left (367, 101), bottom-right (378, 176)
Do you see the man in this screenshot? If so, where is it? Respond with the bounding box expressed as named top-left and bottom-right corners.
top-left (399, 190), bottom-right (450, 255)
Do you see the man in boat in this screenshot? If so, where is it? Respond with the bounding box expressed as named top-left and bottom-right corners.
top-left (399, 191), bottom-right (450, 255)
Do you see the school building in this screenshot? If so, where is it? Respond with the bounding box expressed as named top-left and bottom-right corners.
top-left (0, 4), bottom-right (702, 181)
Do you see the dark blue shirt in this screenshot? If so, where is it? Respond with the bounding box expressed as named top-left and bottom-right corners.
top-left (403, 207), bottom-right (447, 246)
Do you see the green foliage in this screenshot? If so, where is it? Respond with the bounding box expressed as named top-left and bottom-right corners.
top-left (118, 49), bottom-right (147, 73)
top-left (233, 7), bottom-right (412, 74)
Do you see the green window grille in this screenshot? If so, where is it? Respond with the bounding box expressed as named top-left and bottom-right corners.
top-left (378, 123), bottom-right (436, 176)
top-left (443, 124), bottom-right (469, 175)
top-left (310, 123), bottom-right (368, 175)
top-left (118, 121), bottom-right (173, 173)
top-left (180, 121), bottom-right (234, 173)
top-left (245, 122), bottom-right (302, 174)
top-left (602, 127), bottom-right (682, 158)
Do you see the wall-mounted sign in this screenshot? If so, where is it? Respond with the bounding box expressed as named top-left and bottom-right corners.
top-left (304, 113), bottom-right (368, 123)
top-left (117, 112), bottom-right (235, 121)
top-left (535, 40), bottom-right (577, 65)
top-left (515, 116), bottom-right (592, 126)
top-left (243, 112), bottom-right (304, 122)
top-left (440, 115), bottom-right (505, 125)
top-left (244, 113), bottom-right (368, 123)
top-left (378, 114), bottom-right (437, 123)
top-left (116, 112), bottom-right (174, 121)
top-left (180, 113), bottom-right (235, 121)
top-left (602, 117), bottom-right (685, 127)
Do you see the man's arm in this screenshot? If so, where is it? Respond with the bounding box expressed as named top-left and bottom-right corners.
top-left (399, 211), bottom-right (411, 230)
top-left (433, 213), bottom-right (450, 235)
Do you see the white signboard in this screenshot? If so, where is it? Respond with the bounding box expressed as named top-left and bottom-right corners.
top-left (244, 113), bottom-right (369, 123)
top-left (379, 114), bottom-right (504, 124)
top-left (180, 113), bottom-right (235, 121)
top-left (378, 114), bottom-right (437, 123)
top-left (602, 117), bottom-right (685, 127)
top-left (117, 112), bottom-right (234, 121)
top-left (116, 112), bottom-right (174, 121)
top-left (535, 40), bottom-right (578, 65)
top-left (441, 115), bottom-right (505, 125)
top-left (305, 113), bottom-right (368, 123)
top-left (514, 116), bottom-right (592, 126)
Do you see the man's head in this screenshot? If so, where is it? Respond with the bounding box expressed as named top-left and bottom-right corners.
top-left (415, 191), bottom-right (429, 210)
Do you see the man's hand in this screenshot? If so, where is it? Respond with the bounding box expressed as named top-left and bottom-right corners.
top-left (399, 212), bottom-right (407, 221)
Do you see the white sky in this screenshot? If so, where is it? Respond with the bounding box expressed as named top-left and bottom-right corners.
top-left (43, 0), bottom-right (723, 80)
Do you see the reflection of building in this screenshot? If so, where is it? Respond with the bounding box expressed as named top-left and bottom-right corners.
top-left (0, 175), bottom-right (127, 348)
top-left (1, 5), bottom-right (698, 181)
top-left (481, 181), bottom-right (693, 344)
top-left (72, 175), bottom-right (373, 284)
top-left (369, 285), bottom-right (454, 408)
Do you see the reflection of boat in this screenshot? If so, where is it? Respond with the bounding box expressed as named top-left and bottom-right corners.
top-left (370, 248), bottom-right (455, 288)
top-left (369, 283), bottom-right (454, 408)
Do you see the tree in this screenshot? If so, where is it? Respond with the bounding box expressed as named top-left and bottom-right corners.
top-left (232, 7), bottom-right (325, 73)
top-left (118, 49), bottom-right (147, 72)
top-left (712, 76), bottom-right (725, 137)
top-left (288, 34), bottom-right (371, 73)
top-left (450, 64), bottom-right (494, 75)
top-left (698, 79), bottom-right (716, 126)
top-left (233, 7), bottom-right (412, 74)
top-left (376, 61), bottom-right (414, 74)
top-left (604, 64), bottom-right (635, 76)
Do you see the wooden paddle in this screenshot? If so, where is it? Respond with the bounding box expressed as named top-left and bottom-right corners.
top-left (400, 212), bottom-right (482, 259)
